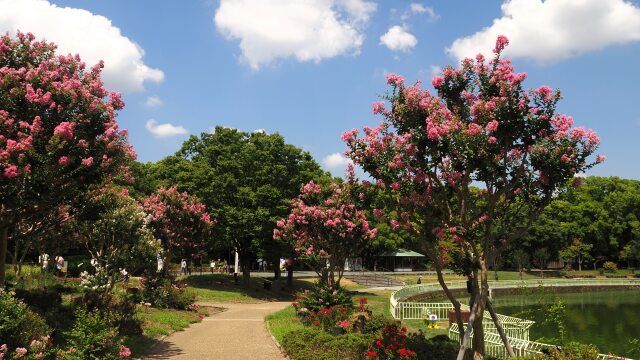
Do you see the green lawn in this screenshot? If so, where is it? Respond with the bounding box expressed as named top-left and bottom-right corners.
top-left (126, 305), bottom-right (215, 356)
top-left (265, 305), bottom-right (306, 344)
top-left (184, 273), bottom-right (313, 303)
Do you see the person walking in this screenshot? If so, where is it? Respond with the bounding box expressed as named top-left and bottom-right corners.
top-left (417, 275), bottom-right (422, 284)
top-left (180, 259), bottom-right (188, 276)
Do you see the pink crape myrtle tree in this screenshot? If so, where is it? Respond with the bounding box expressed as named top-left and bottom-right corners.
top-left (343, 36), bottom-right (603, 359)
top-left (274, 175), bottom-right (377, 287)
top-left (142, 186), bottom-right (214, 270)
top-left (0, 32), bottom-right (136, 284)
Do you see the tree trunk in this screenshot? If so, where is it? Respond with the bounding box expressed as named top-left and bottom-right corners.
top-left (287, 266), bottom-right (293, 287)
top-left (457, 292), bottom-right (481, 360)
top-left (242, 265), bottom-right (251, 287)
top-left (0, 226), bottom-right (7, 286)
top-left (471, 259), bottom-right (490, 360)
top-left (486, 299), bottom-right (515, 357)
top-left (434, 257), bottom-right (465, 340)
top-left (274, 264), bottom-right (281, 280)
top-left (518, 265), bottom-right (523, 281)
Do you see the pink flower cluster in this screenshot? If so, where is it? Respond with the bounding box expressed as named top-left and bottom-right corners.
top-left (274, 180), bottom-right (376, 273)
top-left (143, 186), bottom-right (214, 260)
top-left (0, 31), bottom-right (135, 184)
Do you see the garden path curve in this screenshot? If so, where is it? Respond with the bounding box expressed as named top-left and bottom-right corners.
top-left (145, 301), bottom-right (289, 360)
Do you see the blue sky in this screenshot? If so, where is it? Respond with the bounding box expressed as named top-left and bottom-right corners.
top-left (2, 0), bottom-right (639, 179)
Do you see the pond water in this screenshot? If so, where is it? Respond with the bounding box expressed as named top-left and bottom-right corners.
top-left (491, 289), bottom-right (640, 356)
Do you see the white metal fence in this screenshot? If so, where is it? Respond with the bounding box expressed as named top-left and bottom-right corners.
top-left (389, 278), bottom-right (640, 359)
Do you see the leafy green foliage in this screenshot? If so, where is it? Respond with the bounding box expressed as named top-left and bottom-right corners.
top-left (62, 308), bottom-right (130, 360)
top-left (292, 282), bottom-right (353, 314)
top-left (281, 328), bottom-right (375, 360)
top-left (0, 289), bottom-right (50, 352)
top-left (148, 127), bottom-right (327, 279)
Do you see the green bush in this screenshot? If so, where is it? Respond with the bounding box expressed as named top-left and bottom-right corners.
top-left (61, 308), bottom-right (131, 359)
top-left (405, 333), bottom-right (457, 360)
top-left (362, 313), bottom-right (386, 334)
top-left (139, 272), bottom-right (196, 310)
top-left (76, 291), bottom-right (142, 335)
top-left (281, 328), bottom-right (375, 360)
top-left (292, 282), bottom-right (353, 314)
top-left (0, 289), bottom-right (50, 352)
top-left (602, 261), bottom-right (618, 273)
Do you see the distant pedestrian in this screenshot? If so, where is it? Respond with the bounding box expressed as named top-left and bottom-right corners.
top-left (417, 275), bottom-right (422, 284)
top-left (180, 259), bottom-right (188, 276)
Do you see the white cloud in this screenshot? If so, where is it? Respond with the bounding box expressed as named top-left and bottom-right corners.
top-left (145, 119), bottom-right (188, 138)
top-left (0, 0), bottom-right (163, 93)
top-left (145, 96), bottom-right (163, 108)
top-left (447, 0), bottom-right (640, 62)
top-left (323, 152), bottom-right (353, 169)
top-left (430, 65), bottom-right (442, 77)
top-left (253, 128), bottom-right (266, 133)
top-left (409, 3), bottom-right (438, 19)
top-left (214, 0), bottom-right (376, 69)
top-left (380, 25), bottom-right (417, 52)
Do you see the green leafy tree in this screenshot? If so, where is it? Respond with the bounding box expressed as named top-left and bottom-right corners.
top-left (559, 239), bottom-right (593, 271)
top-left (153, 127), bottom-right (325, 285)
top-left (71, 186), bottom-right (158, 291)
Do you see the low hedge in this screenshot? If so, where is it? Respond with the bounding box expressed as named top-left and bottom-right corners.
top-left (281, 328), bottom-right (376, 360)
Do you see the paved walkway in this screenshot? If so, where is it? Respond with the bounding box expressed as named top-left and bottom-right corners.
top-left (145, 302), bottom-right (289, 360)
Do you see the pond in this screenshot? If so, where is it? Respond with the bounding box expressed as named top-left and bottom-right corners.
top-left (491, 289), bottom-right (640, 357)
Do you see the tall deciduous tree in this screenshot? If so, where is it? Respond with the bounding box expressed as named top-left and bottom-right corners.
top-left (274, 177), bottom-right (377, 286)
top-left (72, 186), bottom-right (158, 291)
top-left (559, 239), bottom-right (593, 271)
top-left (154, 127), bottom-right (325, 285)
top-left (0, 32), bottom-right (135, 284)
top-left (343, 36), bottom-right (601, 358)
top-left (142, 186), bottom-right (213, 267)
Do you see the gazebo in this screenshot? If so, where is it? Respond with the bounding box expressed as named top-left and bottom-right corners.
top-left (376, 248), bottom-right (425, 272)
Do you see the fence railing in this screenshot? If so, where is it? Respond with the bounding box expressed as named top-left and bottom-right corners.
top-left (390, 278), bottom-right (639, 360)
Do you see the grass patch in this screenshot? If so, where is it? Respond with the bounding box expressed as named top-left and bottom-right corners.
top-left (265, 305), bottom-right (306, 344)
top-left (185, 273), bottom-right (312, 303)
top-left (126, 306), bottom-right (215, 356)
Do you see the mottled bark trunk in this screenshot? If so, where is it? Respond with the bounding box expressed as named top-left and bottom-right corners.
top-left (457, 292), bottom-right (481, 360)
top-left (486, 299), bottom-right (516, 357)
top-left (434, 258), bottom-right (465, 340)
top-left (0, 227), bottom-right (7, 286)
top-left (287, 266), bottom-right (293, 287)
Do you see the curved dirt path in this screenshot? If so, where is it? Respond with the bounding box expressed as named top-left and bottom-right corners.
top-left (145, 302), bottom-right (289, 360)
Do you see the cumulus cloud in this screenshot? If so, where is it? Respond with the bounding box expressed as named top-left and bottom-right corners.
top-left (380, 25), bottom-right (417, 52)
top-left (0, 0), bottom-right (163, 93)
top-left (145, 119), bottom-right (188, 138)
top-left (323, 152), bottom-right (353, 169)
top-left (447, 0), bottom-right (640, 62)
top-left (145, 96), bottom-right (163, 108)
top-left (409, 3), bottom-right (438, 19)
top-left (214, 0), bottom-right (376, 69)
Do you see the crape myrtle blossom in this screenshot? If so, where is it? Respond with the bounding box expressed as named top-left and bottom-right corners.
top-left (343, 36), bottom-right (602, 357)
top-left (143, 186), bottom-right (214, 264)
top-left (0, 31), bottom-right (136, 283)
top-left (274, 169), bottom-right (376, 286)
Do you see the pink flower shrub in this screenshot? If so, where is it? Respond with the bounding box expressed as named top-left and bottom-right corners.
top-left (0, 31), bottom-right (136, 282)
top-left (143, 186), bottom-right (214, 263)
top-left (274, 177), bottom-right (376, 285)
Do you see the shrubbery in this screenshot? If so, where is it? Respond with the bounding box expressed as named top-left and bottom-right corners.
top-left (0, 289), bottom-right (50, 353)
top-left (60, 308), bottom-right (131, 359)
top-left (139, 272), bottom-right (196, 310)
top-left (292, 282), bottom-right (353, 313)
top-left (76, 291), bottom-right (142, 336)
top-left (281, 328), bottom-right (375, 360)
